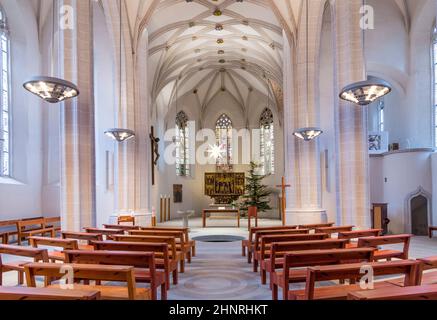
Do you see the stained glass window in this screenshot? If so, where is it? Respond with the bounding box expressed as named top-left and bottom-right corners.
top-left (215, 114), bottom-right (233, 169)
top-left (260, 108), bottom-right (274, 175)
top-left (0, 6), bottom-right (10, 177)
top-left (176, 111), bottom-right (190, 176)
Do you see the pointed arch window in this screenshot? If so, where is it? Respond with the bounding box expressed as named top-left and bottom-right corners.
top-left (260, 108), bottom-right (275, 175)
top-left (215, 114), bottom-right (233, 169)
top-left (0, 6), bottom-right (10, 177)
top-left (433, 25), bottom-right (437, 147)
top-left (176, 111), bottom-right (190, 176)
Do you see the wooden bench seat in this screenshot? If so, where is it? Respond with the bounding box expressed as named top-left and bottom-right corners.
top-left (357, 234), bottom-right (412, 261)
top-left (418, 256), bottom-right (437, 270)
top-left (65, 250), bottom-right (166, 300)
top-left (140, 227), bottom-right (196, 257)
top-left (91, 240), bottom-right (178, 288)
top-left (29, 237), bottom-right (79, 262)
top-left (288, 260), bottom-right (421, 300)
top-left (0, 244), bottom-right (49, 285)
top-left (348, 284), bottom-right (437, 300)
top-left (252, 232), bottom-right (326, 272)
top-left (242, 226), bottom-right (299, 258)
top-left (25, 263), bottom-right (151, 300)
top-left (16, 219), bottom-right (55, 245)
top-left (338, 229), bottom-right (382, 248)
top-left (0, 286), bottom-right (100, 300)
top-left (272, 248), bottom-right (376, 300)
top-left (261, 239), bottom-right (348, 285)
top-left (314, 226), bottom-right (355, 237)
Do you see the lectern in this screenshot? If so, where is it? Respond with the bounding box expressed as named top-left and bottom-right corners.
top-left (371, 203), bottom-right (389, 235)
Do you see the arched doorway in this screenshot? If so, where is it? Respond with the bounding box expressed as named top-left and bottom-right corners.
top-left (410, 195), bottom-right (428, 236)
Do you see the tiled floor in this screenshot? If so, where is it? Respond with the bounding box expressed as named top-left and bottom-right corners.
top-left (2, 218), bottom-right (437, 300)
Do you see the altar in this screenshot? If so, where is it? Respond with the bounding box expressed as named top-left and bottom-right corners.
top-left (202, 208), bottom-right (240, 228)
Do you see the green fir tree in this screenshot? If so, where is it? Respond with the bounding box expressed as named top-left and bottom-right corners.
top-left (240, 162), bottom-right (272, 214)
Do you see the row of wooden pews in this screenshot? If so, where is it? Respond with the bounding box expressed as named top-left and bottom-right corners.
top-left (0, 223), bottom-right (197, 300)
top-left (244, 223), bottom-right (437, 300)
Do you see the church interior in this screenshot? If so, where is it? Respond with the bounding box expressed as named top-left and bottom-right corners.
top-left (1, 0), bottom-right (437, 301)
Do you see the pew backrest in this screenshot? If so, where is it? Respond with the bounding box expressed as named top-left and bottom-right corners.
top-left (297, 222), bottom-right (335, 230)
top-left (103, 224), bottom-right (140, 231)
top-left (110, 235), bottom-right (177, 260)
top-left (25, 263), bottom-right (139, 300)
top-left (29, 237), bottom-right (79, 251)
top-left (303, 260), bottom-right (422, 300)
top-left (84, 228), bottom-right (125, 236)
top-left (128, 230), bottom-right (185, 246)
top-left (357, 234), bottom-right (412, 259)
top-left (338, 229), bottom-right (383, 240)
top-left (314, 226), bottom-right (355, 236)
top-left (140, 227), bottom-right (190, 243)
top-left (248, 225), bottom-right (298, 243)
top-left (62, 231), bottom-right (104, 244)
top-left (0, 286), bottom-right (101, 300)
top-left (254, 230), bottom-right (315, 252)
top-left (0, 244), bottom-right (49, 262)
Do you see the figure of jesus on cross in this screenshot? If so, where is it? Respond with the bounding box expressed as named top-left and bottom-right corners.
top-left (276, 177), bottom-right (291, 226)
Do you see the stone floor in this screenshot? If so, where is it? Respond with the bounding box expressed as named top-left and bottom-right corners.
top-left (2, 218), bottom-right (437, 300)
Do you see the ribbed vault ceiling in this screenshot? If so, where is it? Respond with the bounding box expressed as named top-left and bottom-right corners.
top-left (147, 0), bottom-right (284, 114)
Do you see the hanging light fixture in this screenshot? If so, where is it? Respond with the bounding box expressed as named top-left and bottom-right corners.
top-left (294, 0), bottom-right (323, 141)
top-left (23, 0), bottom-right (79, 103)
top-left (339, 0), bottom-right (391, 105)
top-left (105, 0), bottom-right (135, 143)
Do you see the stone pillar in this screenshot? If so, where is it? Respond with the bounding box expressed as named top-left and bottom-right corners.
top-left (285, 2), bottom-right (326, 225)
top-left (333, 0), bottom-right (370, 228)
top-left (59, 0), bottom-right (96, 231)
top-left (101, 0), bottom-right (152, 225)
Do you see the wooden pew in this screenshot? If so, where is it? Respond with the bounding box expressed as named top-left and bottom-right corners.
top-left (103, 224), bottom-right (140, 231)
top-left (297, 222), bottom-right (335, 230)
top-left (62, 231), bottom-right (104, 250)
top-left (242, 225), bottom-right (298, 259)
top-left (338, 229), bottom-right (383, 248)
top-left (429, 226), bottom-right (437, 238)
top-left (140, 227), bottom-right (196, 257)
top-left (287, 260), bottom-right (421, 300)
top-left (25, 263), bottom-right (151, 300)
top-left (84, 227), bottom-right (124, 240)
top-left (249, 229), bottom-right (309, 264)
top-left (314, 225), bottom-right (355, 237)
top-left (0, 244), bottom-right (49, 285)
top-left (64, 250), bottom-right (166, 300)
top-left (16, 218), bottom-right (55, 245)
top-left (129, 229), bottom-right (190, 265)
top-left (29, 236), bottom-right (78, 262)
top-left (348, 284), bottom-right (437, 300)
top-left (272, 248), bottom-right (376, 300)
top-left (261, 239), bottom-right (348, 285)
top-left (117, 215), bottom-right (135, 225)
top-left (357, 234), bottom-right (412, 261)
top-left (0, 220), bottom-right (18, 244)
top-left (253, 232), bottom-right (327, 273)
top-left (388, 256), bottom-right (437, 287)
top-left (0, 286), bottom-right (100, 300)
top-left (92, 241), bottom-right (177, 288)
top-left (44, 217), bottom-right (61, 234)
top-left (110, 235), bottom-right (184, 274)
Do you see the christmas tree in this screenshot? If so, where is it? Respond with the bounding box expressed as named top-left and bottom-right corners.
top-left (240, 162), bottom-right (272, 214)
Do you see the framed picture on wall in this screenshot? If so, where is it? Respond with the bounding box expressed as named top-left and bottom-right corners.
top-left (173, 184), bottom-right (183, 203)
top-left (368, 132), bottom-right (389, 154)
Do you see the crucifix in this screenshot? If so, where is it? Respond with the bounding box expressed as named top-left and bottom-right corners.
top-left (150, 126), bottom-right (160, 185)
top-left (276, 177), bottom-right (291, 226)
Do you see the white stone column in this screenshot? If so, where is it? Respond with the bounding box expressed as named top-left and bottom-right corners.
top-left (59, 0), bottom-right (96, 231)
top-left (333, 0), bottom-right (371, 228)
top-left (285, 2), bottom-right (326, 225)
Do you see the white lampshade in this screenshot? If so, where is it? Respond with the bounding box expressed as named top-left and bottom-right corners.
top-left (23, 76), bottom-right (79, 103)
top-left (293, 127), bottom-right (323, 141)
top-left (339, 78), bottom-right (392, 106)
top-left (104, 128), bottom-right (135, 142)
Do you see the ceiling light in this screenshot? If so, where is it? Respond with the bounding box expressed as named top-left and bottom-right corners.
top-left (104, 129), bottom-right (135, 142)
top-left (217, 38), bottom-right (224, 44)
top-left (23, 76), bottom-right (79, 103)
top-left (215, 24), bottom-right (223, 31)
top-left (293, 128), bottom-right (323, 141)
top-left (218, 50), bottom-right (225, 54)
top-left (213, 9), bottom-right (222, 16)
top-left (339, 78), bottom-right (392, 106)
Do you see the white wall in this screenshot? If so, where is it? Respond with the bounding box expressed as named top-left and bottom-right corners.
top-left (0, 0), bottom-right (44, 220)
top-left (369, 150), bottom-right (433, 234)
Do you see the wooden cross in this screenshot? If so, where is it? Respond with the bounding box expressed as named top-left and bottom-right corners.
top-left (276, 177), bottom-right (291, 226)
top-left (149, 126), bottom-right (160, 185)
